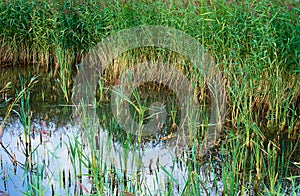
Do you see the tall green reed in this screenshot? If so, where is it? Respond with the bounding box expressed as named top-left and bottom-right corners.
top-left (0, 0), bottom-right (299, 195)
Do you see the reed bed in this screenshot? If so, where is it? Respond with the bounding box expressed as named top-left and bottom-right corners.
top-left (0, 0), bottom-right (299, 195)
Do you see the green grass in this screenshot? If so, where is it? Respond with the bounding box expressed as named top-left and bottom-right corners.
top-left (0, 0), bottom-right (299, 195)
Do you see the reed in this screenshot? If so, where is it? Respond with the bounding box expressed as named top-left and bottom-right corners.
top-left (0, 0), bottom-right (299, 195)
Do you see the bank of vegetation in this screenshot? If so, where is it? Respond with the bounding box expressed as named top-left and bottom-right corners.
top-left (0, 0), bottom-right (299, 195)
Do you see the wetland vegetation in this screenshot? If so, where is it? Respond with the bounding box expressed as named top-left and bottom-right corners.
top-left (0, 0), bottom-right (299, 195)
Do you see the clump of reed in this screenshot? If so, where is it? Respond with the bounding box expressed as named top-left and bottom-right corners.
top-left (0, 0), bottom-right (111, 70)
top-left (0, 0), bottom-right (299, 195)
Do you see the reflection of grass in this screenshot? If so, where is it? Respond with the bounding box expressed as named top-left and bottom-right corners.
top-left (110, 80), bottom-right (182, 142)
top-left (0, 0), bottom-right (299, 195)
top-left (0, 67), bottom-right (73, 121)
top-left (0, 75), bottom-right (38, 139)
top-left (0, 82), bottom-right (11, 136)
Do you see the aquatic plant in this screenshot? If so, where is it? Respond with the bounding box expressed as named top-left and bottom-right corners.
top-left (0, 0), bottom-right (299, 195)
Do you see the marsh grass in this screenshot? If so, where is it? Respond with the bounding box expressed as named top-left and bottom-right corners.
top-left (0, 0), bottom-right (299, 195)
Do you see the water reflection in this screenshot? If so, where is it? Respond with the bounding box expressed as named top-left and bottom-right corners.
top-left (0, 116), bottom-right (221, 195)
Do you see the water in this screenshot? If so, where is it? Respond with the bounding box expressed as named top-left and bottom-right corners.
top-left (0, 116), bottom-right (222, 195)
top-left (1, 68), bottom-right (297, 195)
top-left (0, 66), bottom-right (224, 195)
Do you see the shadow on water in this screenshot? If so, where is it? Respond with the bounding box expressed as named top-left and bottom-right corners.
top-left (0, 65), bottom-right (298, 195)
top-left (0, 66), bottom-right (222, 195)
